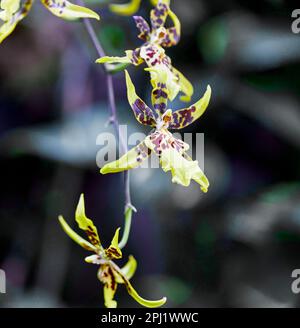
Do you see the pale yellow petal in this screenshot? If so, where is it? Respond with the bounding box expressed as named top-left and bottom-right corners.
top-left (58, 215), bottom-right (98, 252)
top-left (75, 194), bottom-right (101, 248)
top-left (41, 0), bottom-right (100, 20)
top-left (109, 0), bottom-right (141, 16)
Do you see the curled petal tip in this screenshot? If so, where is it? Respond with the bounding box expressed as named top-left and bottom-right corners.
top-left (100, 166), bottom-right (108, 175)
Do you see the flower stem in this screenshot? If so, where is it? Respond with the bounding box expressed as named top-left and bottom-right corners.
top-left (118, 206), bottom-right (133, 250)
top-left (78, 3), bottom-right (134, 249)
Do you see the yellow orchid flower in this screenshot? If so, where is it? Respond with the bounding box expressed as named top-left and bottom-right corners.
top-left (100, 70), bottom-right (211, 192)
top-left (0, 0), bottom-right (99, 44)
top-left (97, 0), bottom-right (193, 102)
top-left (109, 0), bottom-right (160, 16)
top-left (58, 194), bottom-right (167, 308)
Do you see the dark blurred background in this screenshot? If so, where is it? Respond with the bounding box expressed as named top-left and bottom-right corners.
top-left (1, 0), bottom-right (300, 308)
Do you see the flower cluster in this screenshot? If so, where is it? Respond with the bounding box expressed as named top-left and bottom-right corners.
top-left (101, 70), bottom-right (211, 192)
top-left (3, 0), bottom-right (213, 308)
top-left (97, 0), bottom-right (193, 102)
top-left (59, 194), bottom-right (166, 308)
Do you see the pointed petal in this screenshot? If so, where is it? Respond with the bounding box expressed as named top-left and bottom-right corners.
top-left (171, 66), bottom-right (194, 102)
top-left (125, 70), bottom-right (157, 126)
top-left (58, 215), bottom-right (98, 252)
top-left (96, 48), bottom-right (143, 66)
top-left (116, 255), bottom-right (137, 283)
top-left (98, 265), bottom-right (118, 308)
top-left (133, 15), bottom-right (150, 41)
top-left (145, 64), bottom-right (179, 102)
top-left (112, 262), bottom-right (167, 308)
top-left (169, 85), bottom-right (211, 129)
top-left (0, 19), bottom-right (18, 43)
top-left (103, 285), bottom-right (117, 308)
top-left (150, 0), bottom-right (169, 30)
top-left (151, 79), bottom-right (169, 116)
top-left (75, 194), bottom-right (101, 248)
top-left (105, 228), bottom-right (122, 260)
top-left (160, 9), bottom-right (181, 47)
top-left (100, 140), bottom-right (151, 174)
top-left (145, 132), bottom-right (209, 192)
top-left (109, 0), bottom-right (141, 16)
top-left (0, 0), bottom-right (32, 44)
top-left (41, 0), bottom-right (100, 20)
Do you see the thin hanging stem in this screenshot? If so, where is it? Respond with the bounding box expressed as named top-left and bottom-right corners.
top-left (78, 3), bottom-right (135, 248)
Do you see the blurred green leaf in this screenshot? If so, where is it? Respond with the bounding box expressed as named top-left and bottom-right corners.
top-left (261, 183), bottom-right (300, 203)
top-left (197, 18), bottom-right (229, 64)
top-left (275, 230), bottom-right (300, 242)
top-left (158, 277), bottom-right (192, 306)
top-left (98, 25), bottom-right (126, 55)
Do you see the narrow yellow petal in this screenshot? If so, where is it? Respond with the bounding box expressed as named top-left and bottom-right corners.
top-left (169, 85), bottom-right (211, 130)
top-left (109, 0), bottom-right (141, 16)
top-left (75, 194), bottom-right (102, 248)
top-left (100, 140), bottom-right (151, 174)
top-left (105, 228), bottom-right (122, 260)
top-left (96, 55), bottom-right (131, 65)
top-left (58, 215), bottom-right (98, 252)
top-left (116, 255), bottom-right (137, 283)
top-left (96, 49), bottom-right (143, 66)
top-left (112, 262), bottom-right (167, 308)
top-left (41, 0), bottom-right (100, 20)
top-left (99, 266), bottom-right (118, 308)
top-left (104, 285), bottom-right (117, 308)
top-left (125, 70), bottom-right (156, 126)
top-left (172, 67), bottom-right (194, 103)
top-left (0, 20), bottom-right (18, 43)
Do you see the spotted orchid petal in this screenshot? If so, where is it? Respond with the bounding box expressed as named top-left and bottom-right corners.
top-left (100, 140), bottom-right (151, 174)
top-left (98, 265), bottom-right (118, 308)
top-left (41, 0), bottom-right (100, 21)
top-left (169, 85), bottom-right (211, 130)
top-left (151, 79), bottom-right (169, 116)
top-left (96, 48), bottom-right (143, 67)
top-left (105, 228), bottom-right (122, 260)
top-left (133, 15), bottom-right (150, 41)
top-left (144, 63), bottom-right (180, 102)
top-left (109, 0), bottom-right (141, 16)
top-left (58, 215), bottom-right (98, 252)
top-left (145, 130), bottom-right (209, 192)
top-left (111, 262), bottom-right (167, 308)
top-left (0, 0), bottom-right (32, 44)
top-left (125, 70), bottom-right (157, 126)
top-left (116, 255), bottom-right (137, 283)
top-left (75, 194), bottom-right (102, 248)
top-left (150, 0), bottom-right (169, 30)
top-left (160, 9), bottom-right (181, 47)
top-left (171, 66), bottom-right (194, 102)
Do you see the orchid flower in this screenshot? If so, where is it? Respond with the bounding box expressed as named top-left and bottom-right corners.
top-left (97, 0), bottom-right (194, 102)
top-left (109, 0), bottom-right (158, 16)
top-left (0, 0), bottom-right (99, 44)
top-left (58, 194), bottom-right (167, 308)
top-left (101, 70), bottom-right (211, 192)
